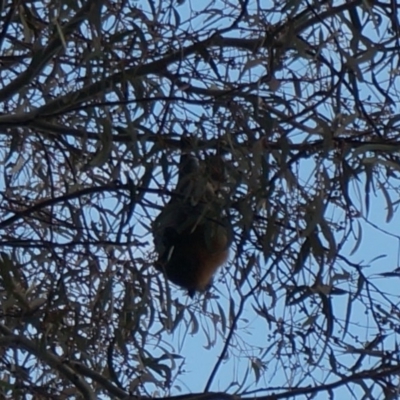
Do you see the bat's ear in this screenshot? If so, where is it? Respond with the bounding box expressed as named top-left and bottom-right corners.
top-left (205, 154), bottom-right (226, 184)
top-left (175, 154), bottom-right (200, 195)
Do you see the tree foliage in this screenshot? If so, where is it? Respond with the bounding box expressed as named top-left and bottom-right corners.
top-left (1, 0), bottom-right (400, 398)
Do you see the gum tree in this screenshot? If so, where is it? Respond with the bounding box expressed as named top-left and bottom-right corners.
top-left (0, 0), bottom-right (399, 399)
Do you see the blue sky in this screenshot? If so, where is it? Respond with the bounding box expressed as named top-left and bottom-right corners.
top-left (0, 0), bottom-right (398, 398)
